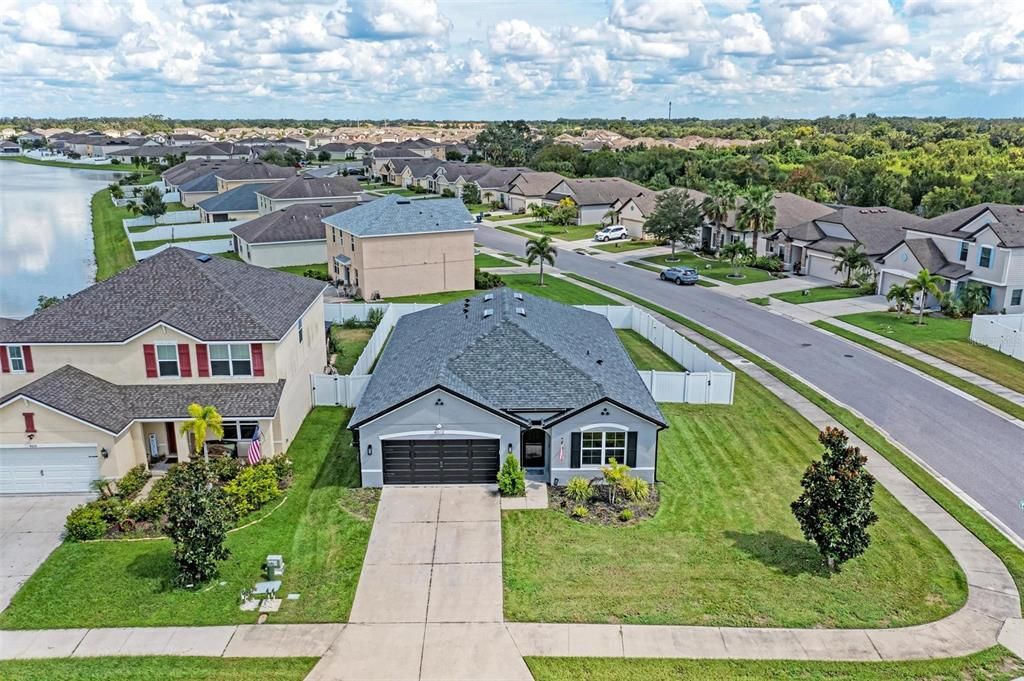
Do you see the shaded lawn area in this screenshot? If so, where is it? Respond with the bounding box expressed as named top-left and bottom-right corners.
top-left (642, 252), bottom-right (776, 284)
top-left (772, 285), bottom-right (870, 304)
top-left (91, 189), bottom-right (136, 281)
top-left (385, 274), bottom-right (617, 306)
top-left (0, 407), bottom-right (377, 629)
top-left (475, 253), bottom-right (517, 269)
top-left (514, 221), bottom-right (601, 241)
top-left (331, 327), bottom-right (373, 375)
top-left (526, 647), bottom-right (1024, 681)
top-left (592, 240), bottom-right (659, 253)
top-left (501, 372), bottom-right (966, 628)
top-left (0, 657), bottom-right (318, 681)
top-left (616, 329), bottom-right (684, 371)
top-left (837, 311), bottom-right (1024, 394)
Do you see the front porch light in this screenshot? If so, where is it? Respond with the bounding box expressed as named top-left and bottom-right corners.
top-left (366, 444), bottom-right (373, 457)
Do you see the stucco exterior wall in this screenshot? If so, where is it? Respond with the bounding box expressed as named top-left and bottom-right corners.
top-left (547, 402), bottom-right (659, 484)
top-left (273, 300), bottom-right (326, 449)
top-left (346, 230), bottom-right (474, 299)
top-left (242, 239), bottom-right (327, 268)
top-left (180, 191), bottom-right (217, 208)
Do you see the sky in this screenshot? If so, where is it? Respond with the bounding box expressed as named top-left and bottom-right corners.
top-left (0, 0), bottom-right (1022, 121)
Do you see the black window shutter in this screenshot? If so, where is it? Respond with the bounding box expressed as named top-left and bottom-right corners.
top-left (626, 432), bottom-right (638, 468)
top-left (570, 432), bottom-right (581, 468)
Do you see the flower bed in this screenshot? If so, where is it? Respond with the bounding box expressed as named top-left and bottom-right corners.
top-left (549, 461), bottom-right (660, 526)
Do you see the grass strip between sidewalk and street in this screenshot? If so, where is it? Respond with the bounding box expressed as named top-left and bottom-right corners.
top-left (566, 273), bottom-right (1024, 610)
top-left (0, 656), bottom-right (318, 681)
top-left (813, 320), bottom-right (1024, 422)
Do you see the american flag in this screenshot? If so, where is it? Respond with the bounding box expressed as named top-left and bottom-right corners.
top-left (247, 425), bottom-right (262, 465)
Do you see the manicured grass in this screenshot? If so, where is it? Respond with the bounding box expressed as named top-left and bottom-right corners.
top-left (592, 240), bottom-right (659, 253)
top-left (486, 213), bottom-right (533, 221)
top-left (616, 329), bottom-right (684, 371)
top-left (748, 297), bottom-right (771, 306)
top-left (464, 203), bottom-right (493, 213)
top-left (331, 327), bottom-right (373, 375)
top-left (0, 656), bottom-right (318, 681)
top-left (514, 221), bottom-right (602, 241)
top-left (475, 253), bottom-right (518, 269)
top-left (625, 260), bottom-right (664, 273)
top-left (132, 233), bottom-right (231, 251)
top-left (526, 647), bottom-right (1024, 681)
top-left (0, 407), bottom-right (376, 629)
top-left (385, 274), bottom-right (617, 306)
top-left (567, 274), bottom-right (1024, 613)
top-left (503, 371), bottom-right (965, 627)
top-left (276, 263), bottom-right (329, 278)
top-left (772, 285), bottom-right (871, 304)
top-left (0, 155), bottom-right (149, 172)
top-left (643, 252), bottom-right (776, 284)
top-left (91, 189), bottom-right (137, 281)
top-left (371, 187), bottom-right (420, 197)
top-left (814, 321), bottom-right (1024, 421)
top-left (837, 312), bottom-right (1024, 394)
top-left (697, 279), bottom-right (719, 287)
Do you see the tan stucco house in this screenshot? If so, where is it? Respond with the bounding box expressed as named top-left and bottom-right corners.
top-left (323, 195), bottom-right (475, 299)
top-left (0, 249), bottom-right (327, 493)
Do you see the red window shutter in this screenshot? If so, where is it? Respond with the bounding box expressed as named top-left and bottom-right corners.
top-left (23, 346), bottom-right (33, 373)
top-left (251, 343), bottom-right (265, 376)
top-left (0, 346), bottom-right (8, 373)
top-left (177, 344), bottom-right (192, 377)
top-left (196, 344), bottom-right (210, 377)
top-left (143, 344), bottom-right (157, 378)
top-left (23, 413), bottom-right (36, 433)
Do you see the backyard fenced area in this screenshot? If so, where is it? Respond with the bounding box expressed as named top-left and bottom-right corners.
top-left (971, 313), bottom-right (1024, 361)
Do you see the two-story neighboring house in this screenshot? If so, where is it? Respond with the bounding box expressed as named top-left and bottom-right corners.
top-left (876, 204), bottom-right (1024, 312)
top-left (323, 195), bottom-right (475, 299)
top-left (0, 249), bottom-right (327, 493)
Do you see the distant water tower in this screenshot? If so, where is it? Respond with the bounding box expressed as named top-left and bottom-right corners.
top-left (668, 101), bottom-right (672, 121)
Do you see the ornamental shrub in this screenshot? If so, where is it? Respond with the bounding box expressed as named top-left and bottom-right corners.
top-left (222, 463), bottom-right (281, 518)
top-left (268, 455), bottom-right (294, 488)
top-left (115, 464), bottom-right (151, 500)
top-left (571, 505), bottom-right (589, 518)
top-left (619, 509), bottom-right (634, 522)
top-left (209, 456), bottom-right (243, 483)
top-left (564, 477), bottom-right (594, 503)
top-left (166, 461), bottom-right (231, 586)
top-left (496, 453), bottom-right (526, 497)
top-left (623, 477), bottom-right (650, 503)
top-left (65, 504), bottom-right (108, 541)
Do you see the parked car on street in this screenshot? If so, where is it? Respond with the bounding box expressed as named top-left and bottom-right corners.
top-left (594, 225), bottom-right (629, 242)
top-left (660, 266), bottom-right (699, 285)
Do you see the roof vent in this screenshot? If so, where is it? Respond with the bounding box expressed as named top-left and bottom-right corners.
top-left (879, 208), bottom-right (887, 213)
top-left (483, 308), bottom-right (493, 318)
top-left (483, 293), bottom-right (494, 301)
top-left (859, 209), bottom-right (868, 214)
top-left (396, 199), bottom-right (411, 205)
top-left (513, 292), bottom-right (524, 301)
top-left (196, 254), bottom-right (212, 262)
top-left (516, 307), bottom-right (526, 316)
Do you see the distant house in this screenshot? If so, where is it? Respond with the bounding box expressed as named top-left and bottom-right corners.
top-left (232, 202), bottom-right (358, 268)
top-left (213, 161), bottom-right (296, 193)
top-left (503, 171), bottom-right (566, 213)
top-left (168, 133), bottom-right (206, 146)
top-left (387, 157), bottom-right (446, 188)
top-left (318, 142), bottom-right (373, 161)
top-left (545, 177), bottom-right (649, 226)
top-left (323, 195), bottom-right (475, 299)
top-left (108, 145), bottom-right (181, 163)
top-left (431, 163), bottom-right (528, 200)
top-left (197, 183), bottom-right (274, 223)
top-left (162, 159), bottom-right (245, 193)
top-left (276, 137), bottom-right (309, 151)
top-left (177, 171), bottom-right (223, 208)
top-left (367, 147), bottom-right (433, 180)
top-left (16, 131), bottom-right (44, 145)
top-left (254, 175), bottom-right (364, 213)
top-left (0, 141), bottom-right (20, 155)
top-left (183, 143), bottom-right (252, 160)
top-left (612, 190), bottom-right (666, 239)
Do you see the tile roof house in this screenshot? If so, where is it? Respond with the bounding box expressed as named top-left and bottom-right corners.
top-left (350, 288), bottom-right (666, 486)
top-left (0, 249), bottom-right (327, 493)
top-left (323, 195), bottom-right (475, 299)
top-left (231, 202), bottom-right (361, 268)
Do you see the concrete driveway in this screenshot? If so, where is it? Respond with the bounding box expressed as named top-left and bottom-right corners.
top-left (0, 495), bottom-right (91, 611)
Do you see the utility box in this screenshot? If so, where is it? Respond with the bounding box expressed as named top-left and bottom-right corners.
top-left (266, 554), bottom-right (285, 579)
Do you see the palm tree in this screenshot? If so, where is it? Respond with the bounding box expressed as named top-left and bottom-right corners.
top-left (528, 203), bottom-right (550, 222)
top-left (832, 244), bottom-right (870, 287)
top-left (127, 201), bottom-right (142, 216)
top-left (180, 403), bottom-right (224, 463)
top-left (958, 281), bottom-right (991, 316)
top-left (525, 236), bottom-right (557, 286)
top-left (602, 208), bottom-right (618, 227)
top-left (700, 181), bottom-right (736, 250)
top-left (735, 186), bottom-right (776, 254)
top-left (906, 269), bottom-right (945, 326)
top-left (885, 284), bottom-right (913, 318)
top-left (720, 241), bottom-right (752, 278)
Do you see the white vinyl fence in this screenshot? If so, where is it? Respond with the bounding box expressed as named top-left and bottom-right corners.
top-left (123, 210), bottom-right (201, 228)
top-left (127, 221), bottom-right (239, 242)
top-left (312, 302), bottom-right (734, 407)
top-left (970, 313), bottom-right (1024, 361)
top-left (133, 238), bottom-right (233, 260)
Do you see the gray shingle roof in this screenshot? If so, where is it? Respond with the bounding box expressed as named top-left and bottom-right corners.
top-left (214, 162), bottom-right (297, 182)
top-left (232, 202), bottom-right (357, 244)
top-left (909, 204), bottom-right (1024, 248)
top-left (256, 175), bottom-right (362, 200)
top-left (904, 238), bottom-right (972, 279)
top-left (198, 183), bottom-right (273, 213)
top-left (322, 195), bottom-right (474, 237)
top-left (550, 177), bottom-right (649, 206)
top-left (799, 206), bottom-right (923, 256)
top-left (396, 157), bottom-right (446, 178)
top-left (0, 366), bottom-right (284, 434)
top-left (0, 248), bottom-right (326, 343)
top-left (506, 171), bottom-right (567, 196)
top-left (162, 159), bottom-right (244, 187)
top-left (350, 288), bottom-right (665, 428)
top-left (178, 171), bottom-right (220, 193)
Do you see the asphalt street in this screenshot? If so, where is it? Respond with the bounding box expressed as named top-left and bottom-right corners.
top-left (479, 226), bottom-right (1024, 541)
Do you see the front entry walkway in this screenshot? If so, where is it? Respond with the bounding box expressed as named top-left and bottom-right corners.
top-left (306, 486), bottom-right (531, 681)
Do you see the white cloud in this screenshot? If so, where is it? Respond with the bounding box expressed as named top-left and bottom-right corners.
top-left (720, 12), bottom-right (773, 55)
top-left (489, 20), bottom-right (558, 59)
top-left (609, 0), bottom-right (709, 34)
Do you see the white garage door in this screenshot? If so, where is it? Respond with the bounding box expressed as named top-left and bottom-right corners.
top-left (806, 254), bottom-right (842, 283)
top-left (0, 445), bottom-right (100, 494)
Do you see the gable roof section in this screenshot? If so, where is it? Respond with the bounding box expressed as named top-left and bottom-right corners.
top-left (904, 238), bottom-right (972, 279)
top-left (910, 204), bottom-right (1024, 248)
top-left (551, 177), bottom-right (648, 206)
top-left (162, 159), bottom-right (244, 186)
top-left (322, 195), bottom-right (474, 237)
top-left (506, 171), bottom-right (567, 196)
top-left (177, 171), bottom-right (220, 193)
top-left (214, 162), bottom-right (296, 182)
top-left (0, 248), bottom-right (326, 343)
top-left (396, 157), bottom-right (446, 178)
top-left (350, 288), bottom-right (665, 428)
top-left (232, 202), bottom-right (358, 244)
top-left (256, 175), bottom-right (362, 201)
top-left (198, 183), bottom-right (272, 213)
top-left (797, 206), bottom-right (923, 256)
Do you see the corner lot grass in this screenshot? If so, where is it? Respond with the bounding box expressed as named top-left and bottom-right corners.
top-left (513, 221), bottom-right (601, 241)
top-left (642, 252), bottom-right (776, 285)
top-left (592, 240), bottom-right (659, 253)
top-left (501, 372), bottom-right (966, 627)
top-left (772, 285), bottom-right (870, 305)
top-left (616, 329), bottom-right (684, 371)
top-left (837, 311), bottom-right (1024, 395)
top-left (0, 407), bottom-right (376, 629)
top-left (385, 274), bottom-right (617, 306)
top-left (0, 656), bottom-right (318, 681)
top-left (526, 647), bottom-right (1024, 681)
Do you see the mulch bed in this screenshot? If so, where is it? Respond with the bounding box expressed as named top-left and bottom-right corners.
top-left (549, 483), bottom-right (660, 526)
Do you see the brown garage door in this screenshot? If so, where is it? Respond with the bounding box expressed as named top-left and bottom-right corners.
top-left (381, 439), bottom-right (500, 484)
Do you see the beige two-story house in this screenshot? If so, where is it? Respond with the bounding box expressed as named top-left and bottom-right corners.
top-left (0, 249), bottom-right (327, 493)
top-left (323, 195), bottom-right (475, 299)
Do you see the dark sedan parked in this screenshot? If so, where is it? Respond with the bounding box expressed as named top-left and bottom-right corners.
top-left (660, 266), bottom-right (699, 285)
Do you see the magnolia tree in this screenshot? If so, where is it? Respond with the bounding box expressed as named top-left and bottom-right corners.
top-left (166, 461), bottom-right (231, 586)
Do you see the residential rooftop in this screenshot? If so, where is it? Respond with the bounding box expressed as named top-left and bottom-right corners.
top-left (322, 194), bottom-right (474, 237)
top-left (256, 175), bottom-right (363, 201)
top-left (197, 182), bottom-right (273, 214)
top-left (232, 202), bottom-right (360, 244)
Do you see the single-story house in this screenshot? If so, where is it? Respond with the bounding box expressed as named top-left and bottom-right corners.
top-left (214, 161), bottom-right (296, 193)
top-left (197, 183), bottom-right (273, 222)
top-left (184, 143), bottom-right (252, 160)
top-left (232, 202), bottom-right (358, 268)
top-left (611, 190), bottom-right (667, 239)
top-left (177, 171), bottom-right (222, 207)
top-left (503, 171), bottom-right (566, 213)
top-left (255, 175), bottom-right (363, 214)
top-left (0, 141), bottom-right (20, 155)
top-left (162, 159), bottom-right (245, 192)
top-left (545, 177), bottom-right (649, 226)
top-left (349, 288), bottom-right (667, 486)
top-left (323, 195), bottom-right (475, 299)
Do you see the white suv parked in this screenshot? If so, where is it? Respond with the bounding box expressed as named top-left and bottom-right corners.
top-left (595, 225), bottom-right (629, 242)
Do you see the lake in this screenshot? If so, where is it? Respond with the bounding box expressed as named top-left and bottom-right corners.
top-left (0, 162), bottom-right (126, 318)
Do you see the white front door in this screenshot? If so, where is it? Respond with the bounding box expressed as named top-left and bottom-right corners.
top-left (0, 445), bottom-right (100, 494)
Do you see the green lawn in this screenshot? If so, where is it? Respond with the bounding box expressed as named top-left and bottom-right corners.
top-left (331, 327), bottom-right (373, 375)
top-left (475, 253), bottom-right (518, 269)
top-left (616, 329), bottom-right (684, 371)
top-left (772, 286), bottom-right (871, 305)
top-left (748, 297), bottom-right (771, 306)
top-left (91, 189), bottom-right (137, 281)
top-left (132, 233), bottom-right (231, 252)
top-left (527, 647), bottom-right (1024, 681)
top-left (0, 657), bottom-right (318, 681)
top-left (464, 203), bottom-right (493, 213)
top-left (276, 263), bottom-right (328, 278)
top-left (385, 274), bottom-right (617, 306)
top-left (502, 372), bottom-right (966, 627)
top-left (592, 240), bottom-right (659, 253)
top-left (837, 312), bottom-right (1024, 394)
top-left (513, 221), bottom-right (602, 241)
top-left (486, 213), bottom-right (532, 222)
top-left (642, 252), bottom-right (776, 285)
top-left (814, 321), bottom-right (1024, 422)
top-left (0, 407), bottom-right (376, 629)
top-left (566, 274), bottom-right (1024, 614)
top-left (0, 156), bottom-right (149, 172)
